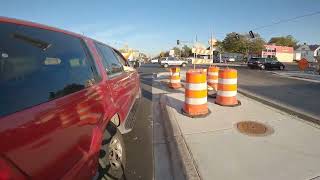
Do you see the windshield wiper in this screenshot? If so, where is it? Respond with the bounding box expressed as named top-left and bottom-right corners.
top-left (12, 33), bottom-right (51, 51)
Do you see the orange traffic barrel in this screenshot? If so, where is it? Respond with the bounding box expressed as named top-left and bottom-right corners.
top-left (215, 69), bottom-right (241, 106)
top-left (182, 70), bottom-right (209, 117)
top-left (169, 67), bottom-right (182, 89)
top-left (207, 66), bottom-right (219, 91)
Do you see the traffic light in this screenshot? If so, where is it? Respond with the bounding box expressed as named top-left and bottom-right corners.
top-left (177, 40), bottom-right (180, 45)
top-left (249, 31), bottom-right (255, 38)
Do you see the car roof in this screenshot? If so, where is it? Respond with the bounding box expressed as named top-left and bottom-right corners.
top-left (0, 16), bottom-right (121, 51)
top-left (0, 16), bottom-right (87, 39)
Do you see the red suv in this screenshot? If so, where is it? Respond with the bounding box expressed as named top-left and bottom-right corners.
top-left (0, 17), bottom-right (141, 179)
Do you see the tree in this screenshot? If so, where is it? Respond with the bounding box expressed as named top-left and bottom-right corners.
top-left (246, 33), bottom-right (266, 55)
top-left (268, 35), bottom-right (298, 47)
top-left (222, 32), bottom-right (248, 54)
top-left (173, 47), bottom-right (181, 56)
top-left (160, 51), bottom-right (169, 57)
top-left (221, 32), bottom-right (265, 56)
top-left (182, 45), bottom-right (192, 57)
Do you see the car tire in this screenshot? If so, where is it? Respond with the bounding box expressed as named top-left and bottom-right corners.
top-left (260, 65), bottom-right (265, 70)
top-left (163, 64), bottom-right (169, 68)
top-left (279, 65), bottom-right (284, 70)
top-left (181, 63), bottom-right (187, 67)
top-left (98, 124), bottom-right (126, 180)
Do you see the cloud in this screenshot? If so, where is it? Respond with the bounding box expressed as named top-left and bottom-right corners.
top-left (65, 23), bottom-right (171, 55)
top-left (65, 23), bottom-right (136, 42)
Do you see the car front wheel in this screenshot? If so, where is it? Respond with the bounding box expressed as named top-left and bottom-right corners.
top-left (279, 65), bottom-right (284, 70)
top-left (98, 125), bottom-right (126, 180)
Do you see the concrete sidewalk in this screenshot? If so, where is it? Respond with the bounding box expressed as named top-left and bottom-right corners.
top-left (161, 91), bottom-right (320, 180)
top-left (155, 70), bottom-right (320, 180)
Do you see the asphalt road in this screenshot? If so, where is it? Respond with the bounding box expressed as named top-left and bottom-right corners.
top-left (123, 63), bottom-right (165, 180)
top-left (235, 66), bottom-right (320, 119)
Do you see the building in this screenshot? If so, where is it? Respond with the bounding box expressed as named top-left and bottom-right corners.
top-left (261, 45), bottom-right (294, 62)
top-left (294, 43), bottom-right (320, 62)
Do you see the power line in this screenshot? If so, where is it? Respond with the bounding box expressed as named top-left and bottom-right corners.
top-left (252, 10), bottom-right (320, 31)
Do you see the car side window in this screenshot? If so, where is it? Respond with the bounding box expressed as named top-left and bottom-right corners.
top-left (0, 22), bottom-right (95, 116)
top-left (95, 43), bottom-right (124, 75)
top-left (113, 49), bottom-right (127, 66)
top-left (260, 58), bottom-right (266, 62)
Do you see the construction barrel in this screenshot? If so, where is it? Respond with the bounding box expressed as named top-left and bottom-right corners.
top-left (215, 68), bottom-right (240, 106)
top-left (183, 70), bottom-right (209, 117)
top-left (169, 67), bottom-right (182, 89)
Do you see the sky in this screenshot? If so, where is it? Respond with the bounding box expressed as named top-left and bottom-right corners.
top-left (1, 0), bottom-right (320, 55)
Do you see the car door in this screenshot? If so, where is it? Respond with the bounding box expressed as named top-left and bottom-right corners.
top-left (113, 49), bottom-right (139, 100)
top-left (94, 43), bottom-right (133, 122)
top-left (264, 58), bottom-right (272, 68)
top-left (268, 58), bottom-right (277, 69)
top-left (167, 57), bottom-right (175, 65)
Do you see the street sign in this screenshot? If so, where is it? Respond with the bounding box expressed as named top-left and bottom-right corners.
top-left (298, 58), bottom-right (309, 70)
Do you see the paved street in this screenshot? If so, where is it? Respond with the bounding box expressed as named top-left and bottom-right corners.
top-left (123, 64), bottom-right (165, 180)
top-left (235, 66), bottom-right (320, 120)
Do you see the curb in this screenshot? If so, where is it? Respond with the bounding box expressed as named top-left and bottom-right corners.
top-left (159, 94), bottom-right (202, 180)
top-left (271, 72), bottom-right (320, 83)
top-left (238, 88), bottom-right (320, 126)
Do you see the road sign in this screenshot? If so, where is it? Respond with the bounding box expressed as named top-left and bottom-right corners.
top-left (298, 58), bottom-right (309, 70)
top-left (192, 48), bottom-right (213, 55)
top-left (192, 58), bottom-right (213, 64)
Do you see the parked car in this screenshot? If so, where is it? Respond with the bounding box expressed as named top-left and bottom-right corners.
top-left (227, 57), bottom-right (236, 62)
top-left (0, 17), bottom-right (141, 180)
top-left (247, 57), bottom-right (285, 70)
top-left (186, 58), bottom-right (193, 63)
top-left (150, 58), bottom-right (159, 64)
top-left (160, 57), bottom-right (188, 68)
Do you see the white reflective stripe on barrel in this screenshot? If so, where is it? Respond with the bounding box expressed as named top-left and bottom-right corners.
top-left (172, 72), bottom-right (180, 76)
top-left (185, 97), bottom-right (207, 105)
top-left (218, 78), bottom-right (237, 84)
top-left (185, 83), bottom-right (207, 91)
top-left (208, 72), bottom-right (218, 76)
top-left (170, 79), bottom-right (181, 83)
top-left (208, 79), bottom-right (218, 83)
top-left (217, 91), bottom-right (237, 97)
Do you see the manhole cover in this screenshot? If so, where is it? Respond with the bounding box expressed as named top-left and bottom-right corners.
top-left (236, 121), bottom-right (273, 136)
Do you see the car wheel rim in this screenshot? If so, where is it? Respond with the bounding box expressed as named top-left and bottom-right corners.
top-left (108, 138), bottom-right (123, 171)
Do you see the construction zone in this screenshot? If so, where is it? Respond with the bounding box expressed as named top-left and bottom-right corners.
top-left (152, 66), bottom-right (320, 180)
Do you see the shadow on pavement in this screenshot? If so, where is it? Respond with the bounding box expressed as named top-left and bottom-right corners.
top-left (163, 95), bottom-right (184, 114)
